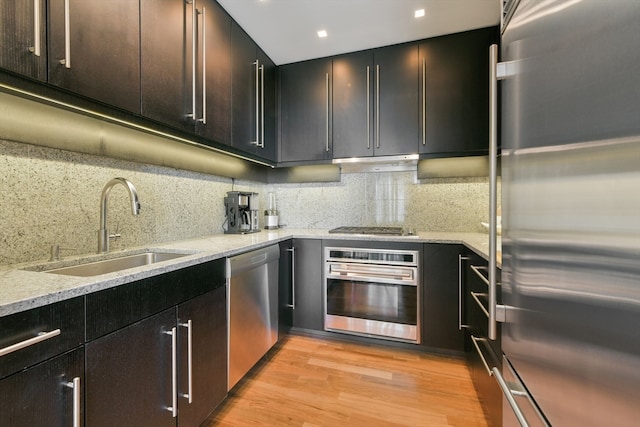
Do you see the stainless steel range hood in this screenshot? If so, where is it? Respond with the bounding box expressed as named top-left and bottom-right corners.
top-left (333, 154), bottom-right (419, 173)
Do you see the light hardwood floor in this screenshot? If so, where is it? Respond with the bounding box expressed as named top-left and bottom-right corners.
top-left (204, 334), bottom-right (488, 426)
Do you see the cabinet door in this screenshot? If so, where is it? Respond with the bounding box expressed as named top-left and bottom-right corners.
top-left (373, 43), bottom-right (420, 157)
top-left (0, 0), bottom-right (46, 80)
top-left (419, 27), bottom-right (497, 155)
top-left (231, 23), bottom-right (258, 151)
top-left (85, 309), bottom-right (175, 427)
top-left (279, 58), bottom-right (333, 163)
top-left (278, 239), bottom-right (294, 336)
top-left (332, 51), bottom-right (374, 158)
top-left (292, 239), bottom-right (324, 331)
top-left (422, 244), bottom-right (466, 351)
top-left (196, 0), bottom-right (232, 146)
top-left (48, 0), bottom-right (140, 113)
top-left (177, 287), bottom-right (227, 427)
top-left (255, 48), bottom-right (277, 161)
top-left (140, 0), bottom-right (193, 132)
top-left (0, 348), bottom-right (84, 427)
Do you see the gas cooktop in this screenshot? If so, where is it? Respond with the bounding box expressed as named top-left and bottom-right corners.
top-left (328, 226), bottom-right (411, 236)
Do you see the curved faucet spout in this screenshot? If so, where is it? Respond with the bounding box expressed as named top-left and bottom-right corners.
top-left (98, 178), bottom-right (141, 253)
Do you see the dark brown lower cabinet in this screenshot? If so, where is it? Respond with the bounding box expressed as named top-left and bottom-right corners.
top-left (422, 243), bottom-right (466, 351)
top-left (464, 252), bottom-right (502, 427)
top-left (177, 286), bottom-right (227, 426)
top-left (0, 348), bottom-right (84, 427)
top-left (86, 286), bottom-right (227, 427)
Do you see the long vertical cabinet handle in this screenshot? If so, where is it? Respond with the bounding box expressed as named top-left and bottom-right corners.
top-left (29, 0), bottom-right (41, 56)
top-left (375, 65), bottom-right (380, 148)
top-left (286, 247), bottom-right (296, 308)
top-left (180, 320), bottom-right (193, 403)
top-left (198, 7), bottom-right (206, 123)
top-left (59, 0), bottom-right (70, 68)
top-left (186, 0), bottom-right (196, 119)
top-left (260, 63), bottom-right (265, 148)
top-left (250, 60), bottom-right (260, 145)
top-left (422, 59), bottom-right (427, 146)
top-left (325, 72), bottom-right (330, 152)
top-left (366, 66), bottom-right (371, 149)
top-left (458, 255), bottom-right (470, 330)
top-left (164, 327), bottom-right (178, 417)
top-left (64, 377), bottom-right (81, 427)
top-left (489, 44), bottom-right (508, 340)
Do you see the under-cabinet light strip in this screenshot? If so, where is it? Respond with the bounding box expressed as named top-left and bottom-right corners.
top-left (0, 82), bottom-right (276, 168)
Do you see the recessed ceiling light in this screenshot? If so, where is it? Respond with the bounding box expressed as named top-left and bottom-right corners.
top-left (317, 30), bottom-right (328, 38)
top-left (415, 9), bottom-right (425, 18)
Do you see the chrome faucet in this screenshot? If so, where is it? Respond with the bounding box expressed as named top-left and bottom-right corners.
top-left (98, 178), bottom-right (141, 253)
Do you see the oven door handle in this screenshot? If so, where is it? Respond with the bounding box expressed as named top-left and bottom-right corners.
top-left (329, 266), bottom-right (414, 280)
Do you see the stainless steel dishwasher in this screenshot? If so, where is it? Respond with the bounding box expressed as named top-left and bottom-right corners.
top-left (226, 244), bottom-right (279, 390)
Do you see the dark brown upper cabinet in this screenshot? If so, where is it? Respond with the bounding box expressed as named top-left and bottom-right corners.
top-left (141, 0), bottom-right (232, 146)
top-left (231, 23), bottom-right (276, 162)
top-left (332, 43), bottom-right (420, 159)
top-left (278, 58), bottom-right (333, 163)
top-left (419, 27), bottom-right (498, 157)
top-left (47, 0), bottom-right (141, 113)
top-left (0, 0), bottom-right (47, 81)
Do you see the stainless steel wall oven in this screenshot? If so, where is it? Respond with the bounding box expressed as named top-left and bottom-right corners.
top-left (324, 247), bottom-right (421, 344)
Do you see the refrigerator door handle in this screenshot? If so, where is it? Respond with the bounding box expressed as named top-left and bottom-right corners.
top-left (489, 43), bottom-right (509, 339)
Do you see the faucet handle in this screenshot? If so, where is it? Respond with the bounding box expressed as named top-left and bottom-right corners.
top-left (50, 244), bottom-right (77, 261)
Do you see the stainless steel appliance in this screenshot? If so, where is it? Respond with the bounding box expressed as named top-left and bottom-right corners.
top-left (226, 245), bottom-right (279, 390)
top-left (492, 1), bottom-right (640, 425)
top-left (324, 247), bottom-right (421, 343)
top-left (224, 191), bottom-right (260, 234)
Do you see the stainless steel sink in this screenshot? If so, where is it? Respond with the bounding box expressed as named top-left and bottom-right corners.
top-left (44, 251), bottom-right (189, 277)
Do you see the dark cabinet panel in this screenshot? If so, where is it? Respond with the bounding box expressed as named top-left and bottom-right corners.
top-left (230, 23), bottom-right (257, 151)
top-left (48, 0), bottom-right (141, 113)
top-left (195, 0), bottom-right (232, 146)
top-left (279, 58), bottom-right (333, 163)
top-left (230, 23), bottom-right (276, 160)
top-left (0, 296), bottom-right (84, 380)
top-left (0, 348), bottom-right (84, 427)
top-left (256, 48), bottom-right (277, 160)
top-left (177, 286), bottom-right (227, 426)
top-left (278, 239), bottom-right (294, 336)
top-left (332, 51), bottom-right (373, 158)
top-left (0, 0), bottom-right (47, 80)
top-left (419, 27), bottom-right (498, 156)
top-left (86, 259), bottom-right (224, 341)
top-left (85, 309), bottom-right (176, 427)
top-left (374, 43), bottom-right (420, 157)
top-left (422, 243), bottom-right (466, 352)
top-left (464, 251), bottom-right (502, 427)
top-left (332, 43), bottom-right (420, 158)
top-left (140, 0), bottom-right (193, 132)
top-left (291, 239), bottom-right (324, 331)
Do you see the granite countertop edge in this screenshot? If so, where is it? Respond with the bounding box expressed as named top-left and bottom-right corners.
top-left (0, 229), bottom-right (499, 317)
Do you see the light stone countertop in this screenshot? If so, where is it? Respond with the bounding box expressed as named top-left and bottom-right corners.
top-left (0, 229), bottom-right (499, 317)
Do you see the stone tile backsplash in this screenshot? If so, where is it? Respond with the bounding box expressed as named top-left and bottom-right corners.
top-left (1, 140), bottom-right (492, 265)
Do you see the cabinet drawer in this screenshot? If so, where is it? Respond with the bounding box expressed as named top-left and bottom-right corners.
top-left (86, 258), bottom-right (225, 341)
top-left (0, 297), bottom-right (84, 379)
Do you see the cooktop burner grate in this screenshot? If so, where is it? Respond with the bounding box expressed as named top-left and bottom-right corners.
top-left (328, 226), bottom-right (406, 236)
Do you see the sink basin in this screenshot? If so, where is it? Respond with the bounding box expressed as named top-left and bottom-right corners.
top-left (44, 251), bottom-right (189, 277)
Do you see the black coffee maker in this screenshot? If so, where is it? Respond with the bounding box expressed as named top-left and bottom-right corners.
top-left (224, 191), bottom-right (260, 234)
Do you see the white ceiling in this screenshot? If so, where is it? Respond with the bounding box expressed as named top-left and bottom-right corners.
top-left (217, 0), bottom-right (501, 65)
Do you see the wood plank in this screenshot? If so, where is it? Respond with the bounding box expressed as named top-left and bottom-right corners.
top-left (204, 335), bottom-right (488, 426)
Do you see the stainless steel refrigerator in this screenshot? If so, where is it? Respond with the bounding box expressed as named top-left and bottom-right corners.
top-left (494, 0), bottom-right (640, 426)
